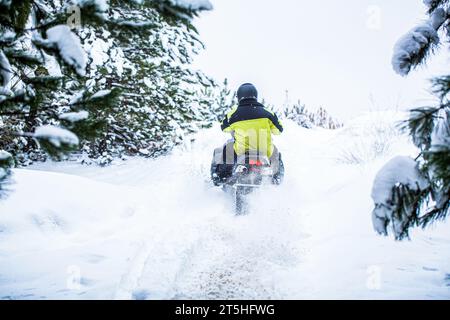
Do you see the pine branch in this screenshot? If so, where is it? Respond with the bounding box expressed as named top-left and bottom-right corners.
top-left (392, 6), bottom-right (448, 76)
top-left (424, 0), bottom-right (450, 14)
top-left (402, 106), bottom-right (440, 150)
top-left (431, 75), bottom-right (450, 102)
top-left (419, 195), bottom-right (450, 227)
top-left (0, 110), bottom-right (30, 116)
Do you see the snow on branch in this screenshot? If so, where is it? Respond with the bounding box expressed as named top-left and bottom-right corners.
top-left (33, 25), bottom-right (87, 76)
top-left (423, 0), bottom-right (450, 14)
top-left (0, 150), bottom-right (13, 161)
top-left (430, 108), bottom-right (450, 149)
top-left (167, 0), bottom-right (213, 11)
top-left (0, 50), bottom-right (12, 87)
top-left (392, 8), bottom-right (447, 76)
top-left (0, 168), bottom-right (6, 180)
top-left (154, 0), bottom-right (213, 20)
top-left (34, 125), bottom-right (79, 148)
top-left (74, 0), bottom-right (109, 12)
top-left (371, 156), bottom-right (430, 239)
top-left (0, 0), bottom-right (11, 8)
top-left (90, 89), bottom-right (111, 99)
top-left (59, 111), bottom-right (89, 122)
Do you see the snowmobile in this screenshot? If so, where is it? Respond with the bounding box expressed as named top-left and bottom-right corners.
top-left (212, 151), bottom-right (284, 215)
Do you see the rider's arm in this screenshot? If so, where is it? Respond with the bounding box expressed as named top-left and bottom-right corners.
top-left (269, 113), bottom-right (284, 135)
top-left (221, 106), bottom-right (238, 133)
top-left (221, 116), bottom-right (232, 132)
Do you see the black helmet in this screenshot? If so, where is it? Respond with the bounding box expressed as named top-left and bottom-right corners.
top-left (237, 83), bottom-right (258, 102)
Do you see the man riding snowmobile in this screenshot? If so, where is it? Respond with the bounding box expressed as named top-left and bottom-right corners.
top-left (211, 83), bottom-right (285, 186)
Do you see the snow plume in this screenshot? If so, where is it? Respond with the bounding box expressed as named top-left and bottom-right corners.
top-left (371, 156), bottom-right (429, 239)
top-left (34, 25), bottom-right (87, 76)
top-left (34, 125), bottom-right (79, 148)
top-left (392, 8), bottom-right (447, 76)
top-left (0, 50), bottom-right (12, 87)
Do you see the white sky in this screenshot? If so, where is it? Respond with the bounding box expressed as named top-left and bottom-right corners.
top-left (193, 0), bottom-right (449, 121)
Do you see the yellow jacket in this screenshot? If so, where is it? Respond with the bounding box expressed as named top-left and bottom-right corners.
top-left (221, 99), bottom-right (283, 158)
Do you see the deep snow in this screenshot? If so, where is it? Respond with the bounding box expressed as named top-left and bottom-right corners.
top-left (0, 113), bottom-right (449, 299)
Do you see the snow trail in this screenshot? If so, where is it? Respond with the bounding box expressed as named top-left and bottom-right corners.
top-left (1, 115), bottom-right (450, 299)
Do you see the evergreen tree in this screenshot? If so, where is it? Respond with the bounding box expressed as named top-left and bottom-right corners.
top-left (73, 0), bottom-right (218, 163)
top-left (371, 0), bottom-right (449, 240)
top-left (282, 100), bottom-right (314, 129)
top-left (0, 0), bottom-right (214, 195)
top-left (281, 97), bottom-right (342, 130)
top-left (201, 78), bottom-right (233, 124)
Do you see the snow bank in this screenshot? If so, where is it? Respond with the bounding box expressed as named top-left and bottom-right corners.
top-left (0, 169), bottom-right (143, 299)
top-left (37, 25), bottom-right (87, 76)
top-left (34, 125), bottom-right (79, 147)
top-left (1, 113), bottom-right (450, 299)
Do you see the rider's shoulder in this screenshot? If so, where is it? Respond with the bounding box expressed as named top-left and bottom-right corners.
top-left (227, 105), bottom-right (238, 118)
top-left (261, 105), bottom-right (276, 116)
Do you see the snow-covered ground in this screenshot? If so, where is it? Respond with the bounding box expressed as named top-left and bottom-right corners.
top-left (1, 112), bottom-right (449, 299)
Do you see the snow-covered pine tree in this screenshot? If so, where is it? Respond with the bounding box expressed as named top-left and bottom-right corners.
top-left (371, 0), bottom-right (449, 240)
top-left (282, 100), bottom-right (313, 129)
top-left (281, 98), bottom-right (342, 129)
top-left (0, 0), bottom-right (214, 195)
top-left (200, 78), bottom-right (233, 124)
top-left (309, 107), bottom-right (343, 129)
top-left (58, 0), bottom-right (220, 163)
top-left (0, 1), bottom-right (115, 165)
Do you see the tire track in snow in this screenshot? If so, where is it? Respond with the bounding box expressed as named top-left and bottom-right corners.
top-left (126, 190), bottom-right (309, 300)
top-left (170, 211), bottom-right (307, 299)
top-left (114, 241), bottom-right (151, 300)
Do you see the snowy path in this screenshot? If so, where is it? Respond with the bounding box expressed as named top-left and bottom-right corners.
top-left (1, 115), bottom-right (450, 299)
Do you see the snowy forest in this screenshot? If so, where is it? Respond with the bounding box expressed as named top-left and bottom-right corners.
top-left (0, 0), bottom-right (449, 301)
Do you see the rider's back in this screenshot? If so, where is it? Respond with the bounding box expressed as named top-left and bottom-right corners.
top-left (221, 98), bottom-right (284, 158)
